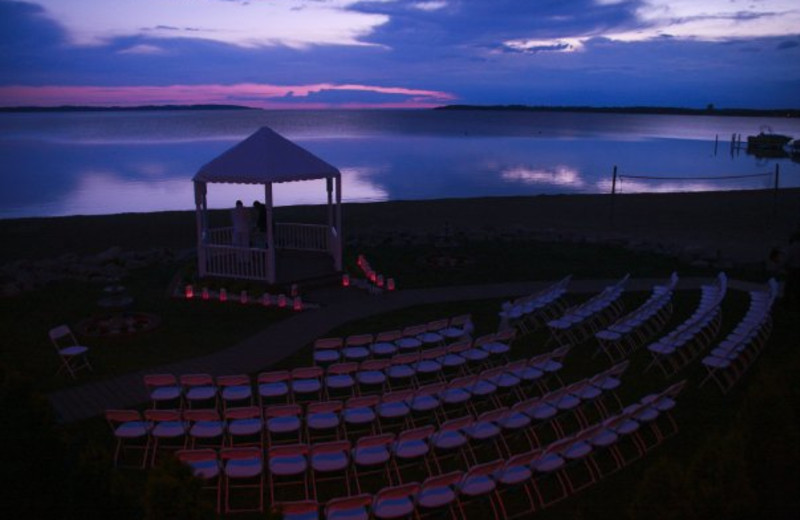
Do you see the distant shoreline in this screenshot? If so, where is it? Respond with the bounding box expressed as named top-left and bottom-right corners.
top-left (435, 104), bottom-right (800, 118)
top-left (0, 104), bottom-right (256, 113)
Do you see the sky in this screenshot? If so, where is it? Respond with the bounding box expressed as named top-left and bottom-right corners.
top-left (1, 0), bottom-right (799, 109)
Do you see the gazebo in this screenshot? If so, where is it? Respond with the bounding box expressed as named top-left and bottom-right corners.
top-left (193, 126), bottom-right (342, 284)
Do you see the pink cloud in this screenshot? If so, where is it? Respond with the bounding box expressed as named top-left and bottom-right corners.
top-left (0, 83), bottom-right (456, 109)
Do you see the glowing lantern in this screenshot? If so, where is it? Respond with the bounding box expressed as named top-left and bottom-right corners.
top-left (368, 271), bottom-right (377, 283)
top-left (261, 293), bottom-right (271, 306)
top-left (376, 274), bottom-right (384, 288)
top-left (185, 284), bottom-right (194, 299)
top-left (293, 296), bottom-right (303, 311)
top-left (342, 273), bottom-right (350, 287)
top-left (219, 288), bottom-right (227, 302)
top-left (202, 287), bottom-right (210, 300)
top-left (240, 290), bottom-right (248, 304)
top-left (357, 254), bottom-right (365, 267)
top-left (278, 294), bottom-right (287, 308)
top-left (387, 278), bottom-right (396, 291)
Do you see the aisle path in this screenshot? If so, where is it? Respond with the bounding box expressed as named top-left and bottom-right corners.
top-left (48, 276), bottom-right (764, 423)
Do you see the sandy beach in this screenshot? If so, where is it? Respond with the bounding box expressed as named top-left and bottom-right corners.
top-left (1, 188), bottom-right (798, 266)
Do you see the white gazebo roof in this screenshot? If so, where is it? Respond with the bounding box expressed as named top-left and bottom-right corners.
top-left (194, 126), bottom-right (341, 185)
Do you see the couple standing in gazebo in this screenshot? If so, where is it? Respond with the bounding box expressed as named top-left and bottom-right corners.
top-left (231, 199), bottom-right (267, 250)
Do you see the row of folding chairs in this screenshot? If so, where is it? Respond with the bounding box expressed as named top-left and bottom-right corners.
top-left (498, 275), bottom-right (572, 334)
top-left (142, 332), bottom-right (517, 411)
top-left (108, 345), bottom-right (583, 471)
top-left (699, 279), bottom-right (777, 394)
top-left (546, 274), bottom-right (630, 345)
top-left (175, 379), bottom-right (683, 518)
top-left (313, 314), bottom-right (474, 366)
top-left (645, 273), bottom-right (728, 377)
top-left (594, 273), bottom-right (678, 362)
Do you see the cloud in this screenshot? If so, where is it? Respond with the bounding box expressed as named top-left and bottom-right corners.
top-left (0, 82), bottom-right (456, 108)
top-left (33, 0), bottom-right (390, 48)
top-left (117, 44), bottom-right (165, 55)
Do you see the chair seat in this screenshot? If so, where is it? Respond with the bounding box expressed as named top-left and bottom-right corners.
top-left (152, 421), bottom-right (186, 438)
top-left (186, 386), bottom-right (217, 401)
top-left (395, 338), bottom-right (422, 350)
top-left (377, 401), bottom-right (410, 419)
top-left (259, 382), bottom-right (289, 398)
top-left (481, 342), bottom-right (510, 355)
top-left (343, 347), bottom-right (370, 361)
top-left (431, 430), bottom-right (468, 451)
top-left (554, 394), bottom-right (581, 410)
top-left (228, 418), bottom-right (263, 436)
top-left (440, 327), bottom-right (467, 339)
top-left (343, 407), bottom-right (376, 425)
top-left (495, 464), bottom-right (531, 486)
top-left (562, 440), bottom-right (592, 460)
top-left (414, 360), bottom-right (442, 374)
top-left (593, 376), bottom-right (621, 391)
top-left (440, 354), bottom-right (467, 368)
top-left (527, 403), bottom-right (557, 421)
top-left (532, 360), bottom-right (562, 373)
top-left (269, 455), bottom-right (307, 476)
top-left (353, 445), bottom-right (391, 467)
top-left (464, 422), bottom-right (500, 441)
top-left (371, 342), bottom-right (398, 357)
top-left (590, 428), bottom-right (618, 447)
top-left (459, 474), bottom-right (496, 497)
top-left (418, 332), bottom-right (444, 344)
top-left (307, 412), bottom-right (340, 431)
top-left (222, 385), bottom-right (252, 402)
top-left (489, 373), bottom-right (520, 389)
top-left (386, 365), bottom-right (415, 380)
top-left (509, 366), bottom-right (543, 382)
top-left (409, 394), bottom-right (439, 412)
top-left (267, 416), bottom-right (301, 434)
top-left (356, 371), bottom-right (386, 386)
top-left (312, 452), bottom-right (349, 473)
top-left (497, 412), bottom-right (530, 430)
top-left (225, 457), bottom-right (263, 478)
top-left (440, 387), bottom-right (471, 405)
top-left (190, 421), bottom-right (225, 439)
top-left (326, 375), bottom-right (355, 389)
top-left (533, 452), bottom-right (564, 472)
top-left (394, 439), bottom-right (429, 460)
top-left (189, 459), bottom-right (221, 480)
top-left (469, 380), bottom-right (496, 397)
top-left (292, 379), bottom-right (322, 394)
top-left (416, 485), bottom-right (457, 509)
top-left (150, 387), bottom-right (182, 401)
top-left (461, 349), bottom-right (489, 362)
top-left (575, 385), bottom-right (603, 400)
top-left (373, 496), bottom-right (414, 519)
top-left (314, 350), bottom-right (341, 364)
top-left (115, 421), bottom-right (150, 438)
top-left (59, 346), bottom-right (89, 356)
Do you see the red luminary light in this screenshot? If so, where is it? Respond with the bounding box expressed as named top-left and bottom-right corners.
top-left (278, 294), bottom-right (287, 308)
top-left (240, 290), bottom-right (248, 304)
top-left (357, 254), bottom-right (365, 267)
top-left (293, 296), bottom-right (303, 311)
top-left (342, 273), bottom-right (350, 287)
top-left (202, 287), bottom-right (210, 300)
top-left (368, 271), bottom-right (377, 283)
top-left (219, 288), bottom-right (227, 302)
top-left (376, 274), bottom-right (384, 288)
top-left (185, 284), bottom-right (194, 299)
top-left (387, 278), bottom-right (396, 291)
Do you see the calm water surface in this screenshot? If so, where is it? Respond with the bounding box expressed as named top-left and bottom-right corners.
top-left (1, 109), bottom-right (799, 219)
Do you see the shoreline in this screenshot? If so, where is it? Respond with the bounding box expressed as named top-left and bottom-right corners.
top-left (1, 188), bottom-right (799, 265)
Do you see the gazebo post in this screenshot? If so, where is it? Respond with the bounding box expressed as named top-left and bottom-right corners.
top-left (194, 181), bottom-right (207, 278)
top-left (265, 183), bottom-right (276, 283)
top-left (334, 174), bottom-right (343, 271)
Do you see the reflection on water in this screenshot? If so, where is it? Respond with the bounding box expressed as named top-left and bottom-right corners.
top-left (1, 110), bottom-right (799, 219)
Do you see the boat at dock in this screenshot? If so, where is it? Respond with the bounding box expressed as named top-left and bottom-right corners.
top-left (746, 128), bottom-right (792, 152)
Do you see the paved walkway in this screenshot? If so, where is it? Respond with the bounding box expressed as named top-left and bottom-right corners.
top-left (47, 276), bottom-right (766, 423)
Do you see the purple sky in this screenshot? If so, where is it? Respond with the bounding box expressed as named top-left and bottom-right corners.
top-left (1, 0), bottom-right (799, 109)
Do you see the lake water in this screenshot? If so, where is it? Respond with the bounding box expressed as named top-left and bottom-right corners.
top-left (1, 109), bottom-right (799, 219)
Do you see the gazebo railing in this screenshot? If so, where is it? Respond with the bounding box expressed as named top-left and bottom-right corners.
top-left (203, 244), bottom-right (269, 281)
top-left (206, 226), bottom-right (233, 246)
top-left (275, 223), bottom-right (330, 251)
